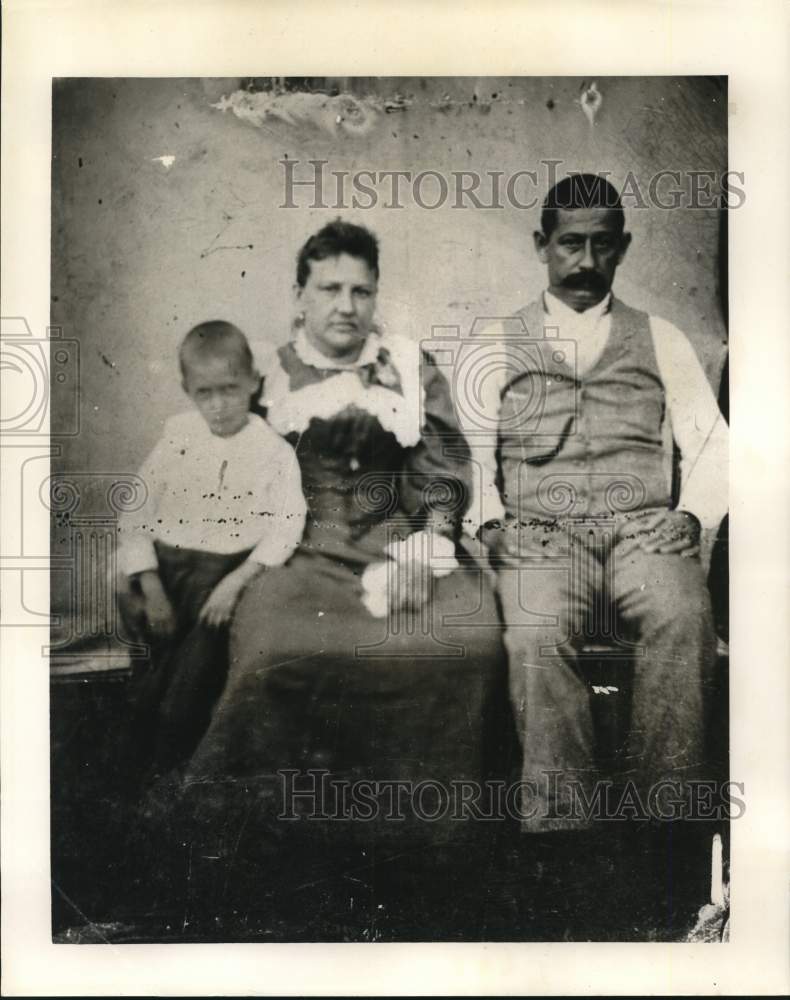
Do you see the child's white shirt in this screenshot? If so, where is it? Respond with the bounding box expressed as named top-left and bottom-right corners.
top-left (118, 411), bottom-right (306, 575)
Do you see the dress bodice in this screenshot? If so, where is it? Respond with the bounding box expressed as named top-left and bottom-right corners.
top-left (285, 409), bottom-right (409, 558)
top-left (287, 407), bottom-right (406, 494)
top-left (255, 331), bottom-right (472, 565)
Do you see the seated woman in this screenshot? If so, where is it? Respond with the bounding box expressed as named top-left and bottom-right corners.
top-left (171, 221), bottom-right (511, 931)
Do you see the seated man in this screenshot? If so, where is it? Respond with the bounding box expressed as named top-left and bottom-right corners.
top-left (468, 175), bottom-right (728, 891)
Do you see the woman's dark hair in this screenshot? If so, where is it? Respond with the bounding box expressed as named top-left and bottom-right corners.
top-left (541, 173), bottom-right (625, 237)
top-left (296, 220), bottom-right (380, 288)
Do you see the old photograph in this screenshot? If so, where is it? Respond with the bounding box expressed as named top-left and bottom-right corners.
top-left (43, 74), bottom-right (735, 945)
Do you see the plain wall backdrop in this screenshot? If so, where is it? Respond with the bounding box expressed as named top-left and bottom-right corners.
top-left (50, 75), bottom-right (728, 624)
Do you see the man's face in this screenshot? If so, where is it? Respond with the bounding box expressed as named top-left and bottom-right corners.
top-left (183, 355), bottom-right (258, 437)
top-left (534, 208), bottom-right (631, 312)
top-left (297, 253), bottom-right (378, 362)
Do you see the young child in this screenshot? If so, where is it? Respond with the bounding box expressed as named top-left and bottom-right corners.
top-left (117, 320), bottom-right (306, 785)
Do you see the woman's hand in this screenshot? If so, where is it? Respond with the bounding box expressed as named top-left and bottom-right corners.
top-left (361, 556), bottom-right (432, 617)
top-left (361, 533), bottom-right (456, 618)
top-left (389, 557), bottom-right (432, 615)
top-left (385, 530), bottom-right (457, 615)
top-left (199, 558), bottom-right (264, 629)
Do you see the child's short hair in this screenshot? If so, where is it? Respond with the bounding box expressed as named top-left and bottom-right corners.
top-left (179, 320), bottom-right (255, 379)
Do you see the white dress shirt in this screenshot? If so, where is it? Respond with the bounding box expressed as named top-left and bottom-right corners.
top-left (119, 411), bottom-right (307, 575)
top-left (463, 290), bottom-right (729, 533)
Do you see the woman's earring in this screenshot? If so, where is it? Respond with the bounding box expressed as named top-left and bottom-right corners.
top-left (295, 311), bottom-right (306, 327)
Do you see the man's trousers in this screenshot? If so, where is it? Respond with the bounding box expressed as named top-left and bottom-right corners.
top-left (495, 518), bottom-right (717, 831)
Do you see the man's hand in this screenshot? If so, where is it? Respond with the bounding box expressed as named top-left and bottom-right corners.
top-left (137, 569), bottom-right (176, 640)
top-left (478, 519), bottom-right (509, 558)
top-left (618, 508), bottom-right (701, 559)
top-left (198, 558), bottom-right (263, 629)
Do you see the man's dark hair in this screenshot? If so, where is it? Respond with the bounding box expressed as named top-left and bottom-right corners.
top-left (296, 219), bottom-right (380, 288)
top-left (179, 320), bottom-right (254, 379)
top-left (541, 174), bottom-right (625, 237)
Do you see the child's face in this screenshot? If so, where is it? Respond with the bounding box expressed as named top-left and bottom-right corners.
top-left (182, 355), bottom-right (258, 437)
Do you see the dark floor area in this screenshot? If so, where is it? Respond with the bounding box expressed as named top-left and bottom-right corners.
top-left (51, 660), bottom-right (730, 944)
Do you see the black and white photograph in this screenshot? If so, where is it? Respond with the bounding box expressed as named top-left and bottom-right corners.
top-left (47, 74), bottom-right (732, 944)
top-left (2, 1), bottom-right (789, 994)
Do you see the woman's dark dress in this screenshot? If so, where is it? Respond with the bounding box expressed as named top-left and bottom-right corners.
top-left (179, 333), bottom-right (509, 884)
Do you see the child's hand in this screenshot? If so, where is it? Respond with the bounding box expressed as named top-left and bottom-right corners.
top-left (199, 574), bottom-right (244, 628)
top-left (199, 559), bottom-right (263, 629)
top-left (146, 593), bottom-right (177, 638)
top-left (137, 570), bottom-right (176, 639)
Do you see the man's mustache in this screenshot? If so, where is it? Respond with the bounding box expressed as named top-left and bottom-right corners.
top-left (562, 271), bottom-right (608, 292)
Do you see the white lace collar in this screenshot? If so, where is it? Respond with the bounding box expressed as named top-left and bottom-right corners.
top-left (293, 327), bottom-right (383, 371)
top-left (265, 330), bottom-right (424, 448)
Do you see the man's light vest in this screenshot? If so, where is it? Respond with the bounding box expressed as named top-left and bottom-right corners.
top-left (497, 297), bottom-right (673, 522)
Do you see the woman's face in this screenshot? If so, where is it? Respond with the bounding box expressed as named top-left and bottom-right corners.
top-left (297, 253), bottom-right (378, 362)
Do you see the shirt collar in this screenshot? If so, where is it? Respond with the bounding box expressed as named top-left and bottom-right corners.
top-left (293, 327), bottom-right (383, 370)
top-left (544, 289), bottom-right (612, 324)
top-left (181, 408), bottom-right (255, 447)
